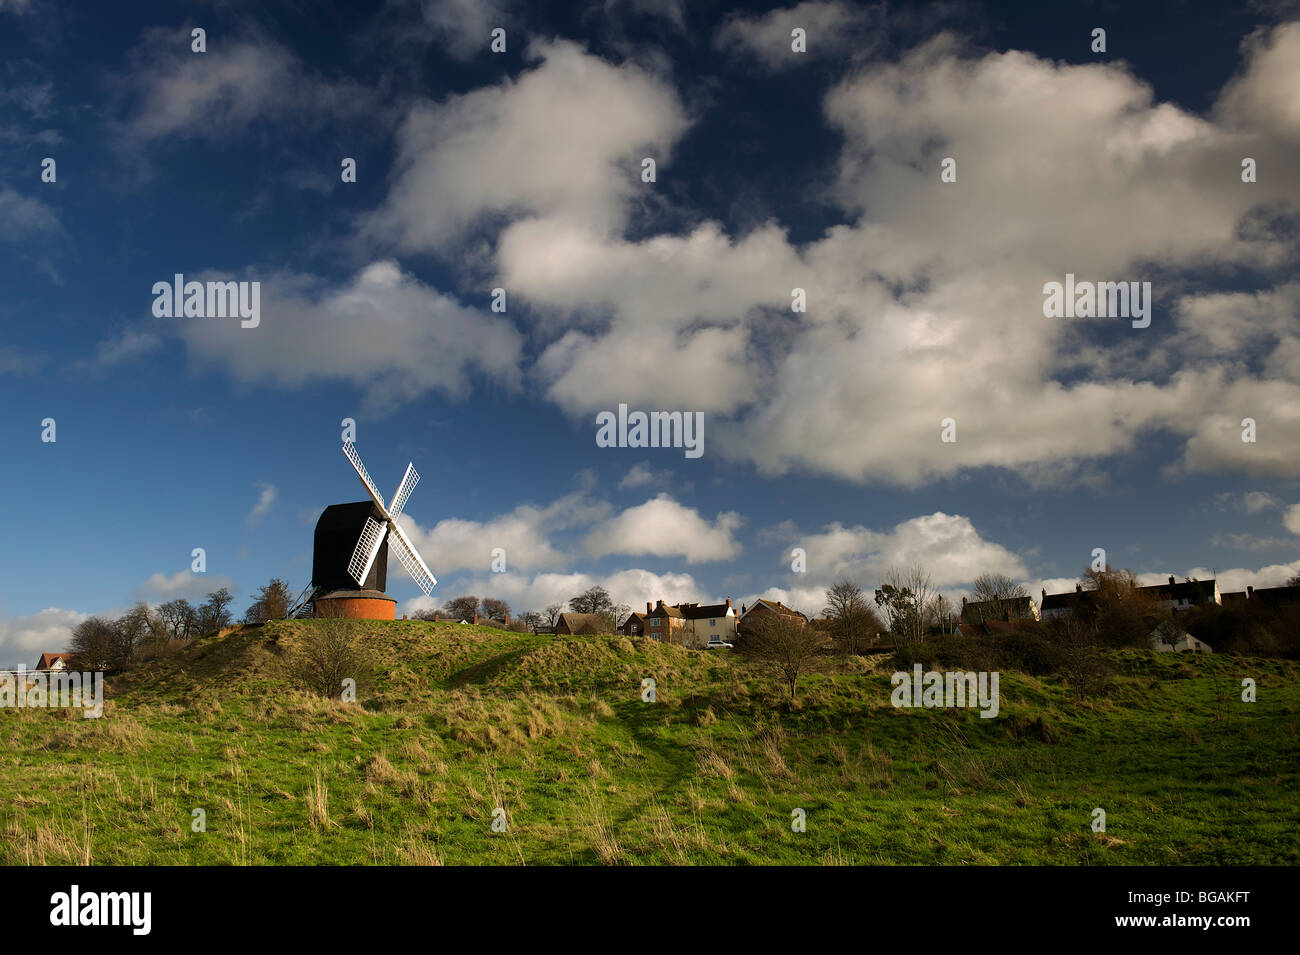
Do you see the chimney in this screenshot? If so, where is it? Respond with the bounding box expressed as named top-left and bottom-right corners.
top-left (741, 603), bottom-right (747, 615)
top-left (726, 598), bottom-right (732, 609)
top-left (1075, 584), bottom-right (1082, 593)
top-left (1169, 575), bottom-right (1176, 586)
top-left (647, 602), bottom-right (653, 615)
top-left (473, 612), bottom-right (479, 625)
top-left (961, 596), bottom-right (967, 607)
top-left (503, 612), bottom-right (510, 626)
top-left (1247, 586), bottom-right (1254, 598)
top-left (1041, 588), bottom-right (1047, 602)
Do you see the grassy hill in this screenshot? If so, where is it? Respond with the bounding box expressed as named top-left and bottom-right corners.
top-left (2, 619), bottom-right (1297, 865)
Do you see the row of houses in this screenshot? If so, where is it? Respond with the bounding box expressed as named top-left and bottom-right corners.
top-left (554, 597), bottom-right (811, 650)
top-left (954, 576), bottom-right (1300, 653)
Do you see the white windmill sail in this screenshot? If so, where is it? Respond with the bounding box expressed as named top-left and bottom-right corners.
top-left (341, 442), bottom-right (438, 597)
top-left (347, 515), bottom-right (388, 588)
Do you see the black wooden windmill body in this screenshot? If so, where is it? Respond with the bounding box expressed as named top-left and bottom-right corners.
top-left (288, 442), bottom-right (437, 618)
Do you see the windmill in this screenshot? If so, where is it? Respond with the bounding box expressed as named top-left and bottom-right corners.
top-left (287, 442), bottom-right (436, 620)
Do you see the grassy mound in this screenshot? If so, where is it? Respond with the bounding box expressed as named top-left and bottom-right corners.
top-left (2, 621), bottom-right (1297, 865)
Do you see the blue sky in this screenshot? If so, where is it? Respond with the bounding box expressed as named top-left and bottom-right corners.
top-left (2, 0), bottom-right (1299, 666)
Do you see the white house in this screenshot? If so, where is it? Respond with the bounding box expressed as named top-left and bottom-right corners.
top-left (679, 600), bottom-right (738, 649)
top-left (1149, 625), bottom-right (1212, 654)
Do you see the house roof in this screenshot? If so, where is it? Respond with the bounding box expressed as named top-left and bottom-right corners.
top-left (1247, 584), bottom-right (1300, 607)
top-left (740, 598), bottom-right (807, 620)
top-left (36, 652), bottom-right (71, 669)
top-left (1140, 578), bottom-right (1217, 603)
top-left (680, 603), bottom-right (731, 619)
top-left (556, 612), bottom-right (609, 634)
top-left (1041, 589), bottom-right (1085, 611)
top-left (960, 595), bottom-right (1034, 622)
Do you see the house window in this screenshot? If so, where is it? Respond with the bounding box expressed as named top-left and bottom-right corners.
top-left (651, 617), bottom-right (660, 625)
top-left (710, 620), bottom-right (716, 627)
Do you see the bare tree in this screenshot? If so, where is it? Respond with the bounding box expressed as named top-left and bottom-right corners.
top-left (68, 616), bottom-right (120, 671)
top-left (927, 594), bottom-right (957, 635)
top-left (243, 578), bottom-right (294, 623)
top-left (157, 599), bottom-right (196, 643)
top-left (518, 610), bottom-right (544, 633)
top-left (282, 618), bottom-right (376, 698)
top-left (742, 611), bottom-right (829, 699)
top-left (544, 604), bottom-right (563, 629)
top-left (877, 566), bottom-right (934, 643)
top-left (967, 574), bottom-right (1030, 621)
top-left (480, 597), bottom-right (510, 621)
top-left (444, 595), bottom-right (480, 621)
top-left (195, 587), bottom-right (234, 634)
top-left (568, 586), bottom-right (614, 615)
top-left (822, 579), bottom-right (881, 654)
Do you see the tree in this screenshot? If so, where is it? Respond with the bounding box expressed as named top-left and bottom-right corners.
top-left (967, 574), bottom-right (1030, 621)
top-left (927, 594), bottom-right (957, 635)
top-left (480, 597), bottom-right (511, 621)
top-left (875, 566), bottom-right (934, 643)
top-left (157, 598), bottom-right (196, 643)
top-left (742, 611), bottom-right (829, 699)
top-left (1079, 566), bottom-right (1161, 647)
top-left (68, 616), bottom-right (120, 671)
top-left (444, 595), bottom-right (480, 621)
top-left (568, 586), bottom-right (614, 615)
top-left (118, 602), bottom-right (166, 659)
top-left (243, 578), bottom-right (294, 624)
top-left (194, 587), bottom-right (234, 634)
top-left (281, 618), bottom-right (375, 698)
top-left (544, 604), bottom-right (563, 629)
top-left (518, 610), bottom-right (544, 633)
top-left (822, 579), bottom-right (881, 654)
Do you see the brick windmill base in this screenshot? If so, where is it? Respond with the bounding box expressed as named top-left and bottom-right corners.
top-left (314, 589), bottom-right (397, 620)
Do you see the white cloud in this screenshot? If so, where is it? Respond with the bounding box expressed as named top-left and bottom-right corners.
top-left (79, 327), bottom-right (162, 370)
top-left (714, 0), bottom-right (881, 70)
top-left (780, 512), bottom-right (1028, 588)
top-left (484, 25), bottom-right (1300, 486)
top-left (247, 481), bottom-right (278, 527)
top-left (364, 39), bottom-right (689, 250)
top-left (618, 463), bottom-right (669, 489)
top-left (133, 570), bottom-right (236, 602)
top-left (417, 0), bottom-right (518, 61)
top-left (1284, 503), bottom-right (1300, 535)
top-left (403, 566), bottom-right (708, 618)
top-left (395, 489), bottom-right (607, 576)
top-left (583, 494), bottom-right (742, 563)
top-left (0, 608), bottom-right (87, 668)
top-left (175, 262), bottom-right (524, 414)
top-left (120, 31), bottom-right (380, 143)
top-left (1215, 21), bottom-right (1300, 142)
top-left (0, 187), bottom-right (60, 242)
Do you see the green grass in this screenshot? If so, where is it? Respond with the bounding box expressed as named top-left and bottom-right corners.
top-left (2, 620), bottom-right (1296, 865)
